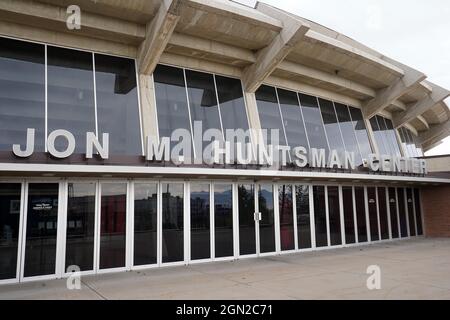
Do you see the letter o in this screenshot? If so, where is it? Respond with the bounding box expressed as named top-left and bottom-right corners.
top-left (47, 129), bottom-right (76, 158)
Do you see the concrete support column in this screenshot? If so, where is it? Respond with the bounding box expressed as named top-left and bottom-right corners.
top-left (243, 92), bottom-right (264, 150)
top-left (139, 74), bottom-right (159, 141)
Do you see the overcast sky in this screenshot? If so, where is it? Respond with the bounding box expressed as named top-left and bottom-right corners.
top-left (236, 0), bottom-right (450, 156)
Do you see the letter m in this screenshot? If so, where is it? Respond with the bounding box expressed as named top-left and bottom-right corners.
top-left (310, 148), bottom-right (326, 168)
top-left (146, 136), bottom-right (170, 161)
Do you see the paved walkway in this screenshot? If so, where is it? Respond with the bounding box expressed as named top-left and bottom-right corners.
top-left (1, 238), bottom-right (450, 300)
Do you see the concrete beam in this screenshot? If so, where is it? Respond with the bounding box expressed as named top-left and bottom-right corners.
top-left (417, 120), bottom-right (450, 145)
top-left (137, 0), bottom-right (182, 75)
top-left (392, 83), bottom-right (450, 128)
top-left (242, 3), bottom-right (310, 93)
top-left (362, 69), bottom-right (427, 119)
top-left (417, 115), bottom-right (430, 130)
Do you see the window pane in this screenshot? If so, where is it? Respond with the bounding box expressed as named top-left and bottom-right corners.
top-left (313, 186), bottom-right (328, 247)
top-left (355, 186), bottom-right (367, 243)
top-left (388, 187), bottom-right (399, 239)
top-left (342, 186), bottom-right (356, 244)
top-left (100, 183), bottom-right (126, 269)
top-left (397, 188), bottom-right (408, 238)
top-left (370, 116), bottom-right (387, 155)
top-left (277, 89), bottom-right (308, 150)
top-left (24, 183), bottom-right (59, 277)
top-left (377, 116), bottom-right (396, 155)
top-left (0, 38), bottom-right (45, 153)
top-left (162, 183), bottom-right (184, 263)
top-left (319, 99), bottom-right (345, 157)
top-left (296, 185), bottom-right (311, 249)
top-left (406, 189), bottom-right (416, 237)
top-left (384, 119), bottom-right (402, 156)
top-left (349, 107), bottom-right (372, 160)
top-left (134, 183), bottom-right (157, 266)
top-left (190, 183), bottom-right (211, 260)
top-left (398, 127), bottom-right (409, 157)
top-left (0, 184), bottom-right (21, 280)
top-left (327, 186), bottom-right (342, 246)
top-left (299, 94), bottom-right (328, 152)
top-left (65, 183), bottom-right (96, 271)
top-left (255, 85), bottom-right (287, 146)
top-left (335, 103), bottom-right (363, 166)
top-left (367, 187), bottom-right (379, 241)
top-left (214, 184), bottom-right (233, 258)
top-left (414, 189), bottom-right (423, 235)
top-left (47, 47), bottom-right (95, 154)
top-left (378, 187), bottom-right (390, 240)
top-left (278, 184), bottom-right (294, 251)
top-left (238, 184), bottom-right (255, 255)
top-left (259, 184), bottom-right (275, 253)
top-left (96, 54), bottom-right (142, 155)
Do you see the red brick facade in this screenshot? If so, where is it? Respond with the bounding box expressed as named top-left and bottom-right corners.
top-left (421, 185), bottom-right (450, 237)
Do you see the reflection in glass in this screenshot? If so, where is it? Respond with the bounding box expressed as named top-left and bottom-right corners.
top-left (313, 186), bottom-right (328, 247)
top-left (413, 189), bottom-right (423, 235)
top-left (370, 116), bottom-right (387, 155)
top-left (238, 184), bottom-right (256, 255)
top-left (0, 184), bottom-right (21, 280)
top-left (335, 103), bottom-right (363, 166)
top-left (367, 187), bottom-right (379, 241)
top-left (65, 183), bottom-right (96, 271)
top-left (406, 189), bottom-right (416, 237)
top-left (397, 188), bottom-right (408, 238)
top-left (355, 187), bottom-right (367, 243)
top-left (377, 187), bottom-right (390, 240)
top-left (388, 188), bottom-right (399, 239)
top-left (327, 186), bottom-right (342, 246)
top-left (24, 184), bottom-right (59, 277)
top-left (190, 183), bottom-right (211, 260)
top-left (384, 119), bottom-right (402, 156)
top-left (162, 183), bottom-right (184, 263)
top-left (319, 99), bottom-right (345, 158)
top-left (214, 184), bottom-right (233, 258)
top-left (299, 94), bottom-right (329, 152)
top-left (296, 185), bottom-right (311, 249)
top-left (134, 183), bottom-right (157, 266)
top-left (95, 54), bottom-right (142, 155)
top-left (278, 185), bottom-right (294, 251)
top-left (100, 183), bottom-right (127, 269)
top-left (0, 38), bottom-right (45, 152)
top-left (349, 107), bottom-right (372, 161)
top-left (342, 186), bottom-right (356, 244)
top-left (259, 185), bottom-right (275, 253)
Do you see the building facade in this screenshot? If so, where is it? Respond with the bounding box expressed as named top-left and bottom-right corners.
top-left (0, 0), bottom-right (449, 285)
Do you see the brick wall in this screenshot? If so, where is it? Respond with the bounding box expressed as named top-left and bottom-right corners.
top-left (421, 185), bottom-right (450, 237)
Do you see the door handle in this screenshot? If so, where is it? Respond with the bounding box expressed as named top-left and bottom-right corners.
top-left (254, 212), bottom-right (262, 222)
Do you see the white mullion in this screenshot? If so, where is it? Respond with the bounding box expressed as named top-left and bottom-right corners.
top-left (92, 181), bottom-right (99, 273)
top-left (274, 184), bottom-right (281, 253)
top-left (126, 181), bottom-right (133, 270)
top-left (403, 188), bottom-right (411, 238)
top-left (95, 182), bottom-right (102, 273)
top-left (157, 181), bottom-right (162, 266)
top-left (375, 187), bottom-right (381, 241)
top-left (385, 187), bottom-right (393, 240)
top-left (233, 183), bottom-right (239, 258)
top-left (338, 186), bottom-right (346, 246)
top-left (44, 45), bottom-right (48, 152)
top-left (293, 185), bottom-right (299, 251)
top-left (19, 182), bottom-right (29, 281)
top-left (412, 189), bottom-right (419, 236)
top-left (254, 184), bottom-right (260, 256)
top-left (395, 188), bottom-right (402, 238)
top-left (213, 74), bottom-right (225, 142)
top-left (352, 186), bottom-right (359, 243)
top-left (210, 183), bottom-right (215, 260)
top-left (364, 187), bottom-right (371, 242)
top-left (184, 182), bottom-right (190, 265)
top-left (16, 181), bottom-right (26, 283)
top-left (309, 185), bottom-right (316, 249)
top-left (324, 186), bottom-right (331, 247)
top-left (56, 181), bottom-right (68, 278)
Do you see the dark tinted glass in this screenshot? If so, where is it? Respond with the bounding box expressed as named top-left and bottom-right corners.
top-left (377, 187), bottom-right (390, 240)
top-left (328, 186), bottom-right (342, 246)
top-left (342, 186), bottom-right (356, 244)
top-left (388, 187), bottom-right (399, 239)
top-left (238, 184), bottom-right (256, 255)
top-left (397, 188), bottom-right (408, 238)
top-left (190, 183), bottom-right (211, 260)
top-left (278, 185), bottom-right (294, 251)
top-left (259, 184), bottom-right (275, 253)
top-left (319, 99), bottom-right (345, 157)
top-left (100, 183), bottom-right (126, 269)
top-left (349, 107), bottom-right (372, 160)
top-left (0, 184), bottom-right (21, 280)
top-left (355, 186), bottom-right (367, 243)
top-left (299, 94), bottom-right (328, 152)
top-left (367, 187), bottom-right (379, 241)
top-left (313, 186), bottom-right (328, 247)
top-left (0, 38), bottom-right (45, 152)
top-left (162, 183), bottom-right (184, 263)
top-left (296, 185), bottom-right (311, 249)
top-left (335, 103), bottom-right (363, 166)
top-left (95, 54), bottom-right (142, 155)
top-left (214, 184), bottom-right (233, 258)
top-left (414, 189), bottom-right (423, 235)
top-left (65, 183), bottom-right (96, 271)
top-left (406, 189), bottom-right (416, 237)
top-left (47, 47), bottom-right (95, 154)
top-left (24, 183), bottom-right (59, 277)
top-left (134, 183), bottom-right (157, 266)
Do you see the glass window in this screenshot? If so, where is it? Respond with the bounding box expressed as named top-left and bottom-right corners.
top-left (349, 107), bottom-right (372, 160)
top-left (278, 185), bottom-right (294, 251)
top-left (190, 183), bottom-right (211, 260)
top-left (65, 183), bottom-right (96, 272)
top-left (47, 47), bottom-right (95, 154)
top-left (99, 183), bottom-right (127, 269)
top-left (397, 188), bottom-right (408, 238)
top-left (334, 103), bottom-right (363, 166)
top-left (277, 88), bottom-right (309, 150)
top-left (0, 38), bottom-right (45, 153)
top-left (318, 99), bottom-right (345, 157)
top-left (367, 187), bottom-right (379, 241)
top-left (405, 128), bottom-right (419, 158)
top-left (313, 186), bottom-right (328, 247)
top-left (413, 189), bottom-right (423, 235)
top-left (214, 184), bottom-right (233, 258)
top-left (377, 187), bottom-right (390, 240)
top-left (355, 186), bottom-right (367, 243)
top-left (370, 116), bottom-right (388, 155)
top-left (384, 118), bottom-right (402, 156)
top-left (0, 183), bottom-right (21, 280)
top-left (161, 183), bottom-right (184, 263)
top-left (95, 54), bottom-right (142, 155)
top-left (388, 188), bottom-right (399, 239)
top-left (398, 127), bottom-right (409, 156)
top-left (134, 183), bottom-right (158, 266)
top-left (299, 94), bottom-right (329, 152)
top-left (327, 186), bottom-right (342, 246)
top-left (342, 186), bottom-right (356, 244)
top-left (296, 185), bottom-right (311, 249)
top-left (377, 116), bottom-right (396, 155)
top-left (238, 184), bottom-right (255, 255)
top-left (406, 189), bottom-right (416, 237)
top-left (24, 183), bottom-right (59, 277)
top-left (259, 184), bottom-right (275, 253)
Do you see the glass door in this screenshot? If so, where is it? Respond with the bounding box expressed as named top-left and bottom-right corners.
top-left (258, 184), bottom-right (276, 255)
